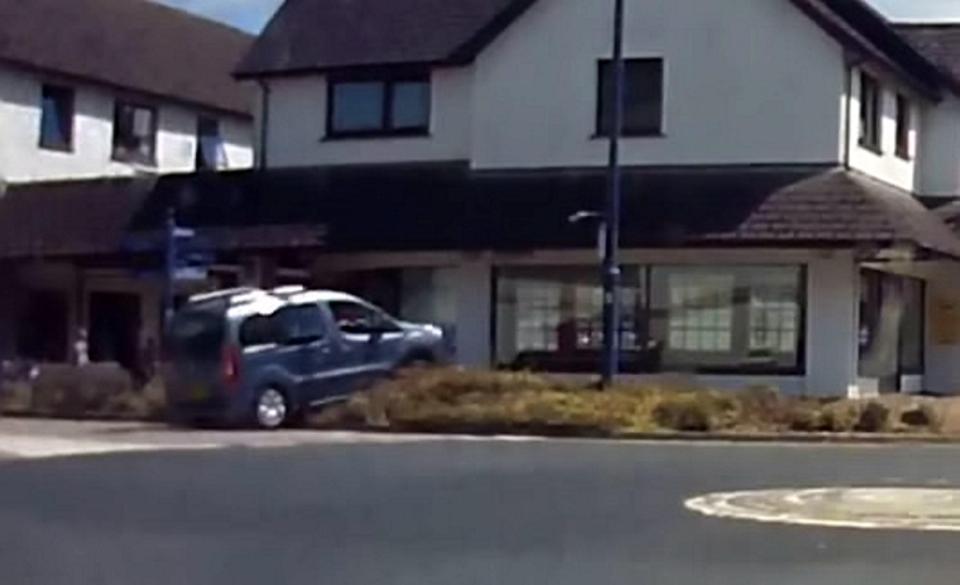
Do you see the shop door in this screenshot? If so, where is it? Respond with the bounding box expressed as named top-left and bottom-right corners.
top-left (859, 270), bottom-right (925, 393)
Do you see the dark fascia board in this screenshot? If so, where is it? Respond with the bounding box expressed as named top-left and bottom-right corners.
top-left (789, 0), bottom-right (946, 100)
top-left (236, 61), bottom-right (449, 81)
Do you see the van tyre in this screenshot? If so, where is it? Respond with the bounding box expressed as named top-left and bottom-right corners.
top-left (254, 387), bottom-right (289, 430)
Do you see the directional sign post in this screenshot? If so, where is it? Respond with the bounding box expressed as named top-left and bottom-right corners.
top-left (162, 208), bottom-right (204, 328)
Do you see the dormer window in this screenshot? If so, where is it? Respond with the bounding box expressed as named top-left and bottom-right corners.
top-left (326, 73), bottom-right (430, 138)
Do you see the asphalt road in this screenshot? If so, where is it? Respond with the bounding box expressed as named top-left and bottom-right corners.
top-left (4, 440), bottom-right (960, 584)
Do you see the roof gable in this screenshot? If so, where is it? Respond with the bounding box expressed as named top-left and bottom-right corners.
top-left (236, 0), bottom-right (536, 77)
top-left (0, 0), bottom-right (254, 116)
top-left (237, 0), bottom-right (948, 98)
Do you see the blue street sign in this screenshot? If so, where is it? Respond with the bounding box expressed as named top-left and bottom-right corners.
top-left (174, 266), bottom-right (208, 282)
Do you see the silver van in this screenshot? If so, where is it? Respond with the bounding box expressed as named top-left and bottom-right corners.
top-left (165, 286), bottom-right (447, 429)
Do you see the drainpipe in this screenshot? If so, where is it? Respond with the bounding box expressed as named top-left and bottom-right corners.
top-left (256, 80), bottom-right (271, 169)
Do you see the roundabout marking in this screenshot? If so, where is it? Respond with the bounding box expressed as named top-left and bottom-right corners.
top-left (686, 487), bottom-right (960, 532)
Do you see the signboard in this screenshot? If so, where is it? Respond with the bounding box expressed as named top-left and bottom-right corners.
top-left (932, 296), bottom-right (960, 345)
top-left (174, 266), bottom-right (209, 282)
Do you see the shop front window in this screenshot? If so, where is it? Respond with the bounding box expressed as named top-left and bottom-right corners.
top-left (496, 265), bottom-right (804, 374)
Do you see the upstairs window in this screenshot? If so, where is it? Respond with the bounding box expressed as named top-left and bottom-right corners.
top-left (859, 72), bottom-right (882, 152)
top-left (327, 74), bottom-right (431, 138)
top-left (895, 93), bottom-right (912, 160)
top-left (39, 85), bottom-right (74, 152)
top-left (195, 116), bottom-right (223, 170)
top-left (597, 58), bottom-right (664, 137)
top-left (112, 101), bottom-right (157, 165)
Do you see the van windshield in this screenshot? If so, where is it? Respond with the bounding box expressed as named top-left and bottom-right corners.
top-left (168, 307), bottom-right (225, 361)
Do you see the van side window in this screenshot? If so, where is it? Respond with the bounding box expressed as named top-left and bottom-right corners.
top-left (238, 315), bottom-right (278, 347)
top-left (273, 304), bottom-right (326, 344)
top-left (328, 301), bottom-right (399, 334)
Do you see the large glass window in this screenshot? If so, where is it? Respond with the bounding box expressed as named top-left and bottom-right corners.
top-left (496, 265), bottom-right (804, 374)
top-left (495, 267), bottom-right (648, 373)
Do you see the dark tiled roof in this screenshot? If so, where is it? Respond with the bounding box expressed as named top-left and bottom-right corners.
top-left (3, 165), bottom-right (958, 259)
top-left (894, 23), bottom-right (960, 87)
top-left (0, 176), bottom-right (155, 258)
top-left (132, 164), bottom-right (960, 258)
top-left (236, 0), bottom-right (535, 76)
top-left (237, 0), bottom-right (947, 97)
top-left (0, 0), bottom-right (254, 116)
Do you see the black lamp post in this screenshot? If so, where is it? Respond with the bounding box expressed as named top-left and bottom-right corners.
top-left (601, 0), bottom-right (626, 387)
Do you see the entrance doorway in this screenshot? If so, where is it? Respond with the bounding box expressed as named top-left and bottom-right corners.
top-left (89, 292), bottom-right (142, 371)
top-left (17, 290), bottom-right (69, 362)
top-left (858, 270), bottom-right (925, 393)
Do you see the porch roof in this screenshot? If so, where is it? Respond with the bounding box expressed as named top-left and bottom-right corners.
top-left (1, 164), bottom-right (959, 260)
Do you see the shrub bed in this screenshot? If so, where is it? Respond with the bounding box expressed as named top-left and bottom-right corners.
top-left (312, 368), bottom-right (945, 437)
top-left (0, 363), bottom-right (165, 421)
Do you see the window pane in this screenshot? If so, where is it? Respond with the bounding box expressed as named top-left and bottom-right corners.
top-left (900, 277), bottom-right (925, 375)
top-left (329, 301), bottom-right (381, 334)
top-left (859, 72), bottom-right (881, 150)
top-left (39, 85), bottom-right (73, 151)
top-left (391, 81), bottom-right (430, 130)
top-left (112, 102), bottom-right (156, 163)
top-left (598, 59), bottom-right (664, 136)
top-left (649, 266), bottom-right (802, 372)
top-left (196, 116), bottom-right (222, 170)
top-left (331, 82), bottom-right (384, 132)
top-left (895, 94), bottom-right (911, 159)
top-left (274, 305), bottom-right (325, 342)
top-left (495, 267), bottom-right (647, 373)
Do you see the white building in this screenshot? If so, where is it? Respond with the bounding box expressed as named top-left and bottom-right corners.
top-left (0, 0), bottom-right (255, 372)
top-left (7, 0), bottom-right (960, 399)
top-left (0, 0), bottom-right (255, 184)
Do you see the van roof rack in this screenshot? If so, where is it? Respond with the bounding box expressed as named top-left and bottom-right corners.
top-left (188, 287), bottom-right (261, 304)
top-left (271, 285), bottom-right (307, 296)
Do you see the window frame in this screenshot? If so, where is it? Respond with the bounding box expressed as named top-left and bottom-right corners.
top-left (325, 70), bottom-right (431, 139)
top-left (492, 265), bottom-right (808, 376)
top-left (111, 99), bottom-right (158, 165)
top-left (39, 84), bottom-right (75, 152)
top-left (859, 72), bottom-right (883, 153)
top-left (595, 57), bottom-right (665, 138)
top-left (895, 93), bottom-right (912, 161)
top-left (327, 300), bottom-right (402, 335)
top-left (195, 115), bottom-right (222, 171)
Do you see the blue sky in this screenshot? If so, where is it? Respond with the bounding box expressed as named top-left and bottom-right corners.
top-left (155, 0), bottom-right (960, 33)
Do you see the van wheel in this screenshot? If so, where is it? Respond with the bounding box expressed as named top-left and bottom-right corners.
top-left (254, 387), bottom-right (288, 430)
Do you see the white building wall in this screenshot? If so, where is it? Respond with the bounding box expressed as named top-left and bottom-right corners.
top-left (0, 65), bottom-right (253, 184)
top-left (805, 251), bottom-right (860, 397)
top-left (917, 96), bottom-right (960, 196)
top-left (469, 0), bottom-right (846, 169)
top-left (845, 67), bottom-right (919, 192)
top-left (263, 68), bottom-right (473, 168)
